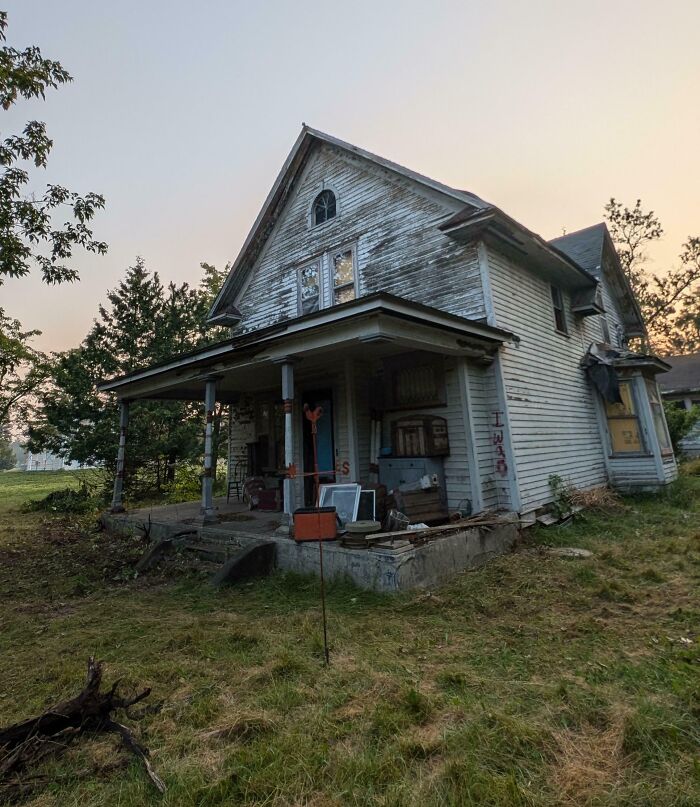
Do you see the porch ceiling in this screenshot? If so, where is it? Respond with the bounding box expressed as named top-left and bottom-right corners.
top-left (98, 293), bottom-right (514, 403)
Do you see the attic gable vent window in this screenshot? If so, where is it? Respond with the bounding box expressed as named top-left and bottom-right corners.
top-left (312, 189), bottom-right (336, 226)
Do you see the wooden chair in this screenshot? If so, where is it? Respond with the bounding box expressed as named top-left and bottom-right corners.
top-left (226, 459), bottom-right (247, 503)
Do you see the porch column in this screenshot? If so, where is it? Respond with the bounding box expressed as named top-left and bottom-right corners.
top-left (281, 360), bottom-right (295, 516)
top-left (201, 378), bottom-right (218, 522)
top-left (457, 359), bottom-right (484, 514)
top-left (344, 358), bottom-right (359, 482)
top-left (110, 399), bottom-right (130, 513)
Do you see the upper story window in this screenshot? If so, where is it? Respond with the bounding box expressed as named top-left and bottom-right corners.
top-left (299, 261), bottom-right (321, 315)
top-left (297, 245), bottom-right (356, 315)
top-left (550, 285), bottom-right (568, 334)
top-left (312, 190), bottom-right (336, 226)
top-left (332, 249), bottom-right (355, 305)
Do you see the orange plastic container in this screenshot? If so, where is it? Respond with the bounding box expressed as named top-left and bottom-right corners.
top-left (293, 507), bottom-right (337, 541)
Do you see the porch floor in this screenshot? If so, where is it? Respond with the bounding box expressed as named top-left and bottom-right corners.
top-left (127, 497), bottom-right (285, 536)
top-left (105, 500), bottom-right (519, 592)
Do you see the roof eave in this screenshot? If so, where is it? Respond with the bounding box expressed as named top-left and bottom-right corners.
top-left (99, 293), bottom-right (515, 395)
top-left (441, 207), bottom-right (599, 289)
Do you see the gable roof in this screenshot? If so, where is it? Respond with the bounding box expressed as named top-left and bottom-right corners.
top-left (549, 223), bottom-right (607, 277)
top-left (548, 223), bottom-right (646, 337)
top-left (208, 125), bottom-right (488, 322)
top-left (658, 353), bottom-right (700, 394)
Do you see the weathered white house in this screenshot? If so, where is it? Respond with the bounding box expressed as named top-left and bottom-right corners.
top-left (99, 127), bottom-right (677, 522)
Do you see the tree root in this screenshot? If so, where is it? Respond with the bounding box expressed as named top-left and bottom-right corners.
top-left (0, 657), bottom-right (165, 795)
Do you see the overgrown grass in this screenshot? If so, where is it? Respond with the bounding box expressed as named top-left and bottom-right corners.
top-left (0, 470), bottom-right (698, 806)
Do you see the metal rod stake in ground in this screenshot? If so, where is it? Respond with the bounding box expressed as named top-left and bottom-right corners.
top-left (304, 403), bottom-right (330, 666)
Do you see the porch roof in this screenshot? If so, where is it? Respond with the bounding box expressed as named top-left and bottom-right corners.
top-left (98, 293), bottom-right (515, 403)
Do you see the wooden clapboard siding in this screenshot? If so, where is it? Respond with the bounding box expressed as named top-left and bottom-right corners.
top-left (466, 361), bottom-right (510, 510)
top-left (663, 456), bottom-right (678, 483)
top-left (608, 455), bottom-right (663, 489)
top-left (486, 246), bottom-right (608, 512)
top-left (228, 395), bottom-right (256, 479)
top-left (234, 143), bottom-right (486, 332)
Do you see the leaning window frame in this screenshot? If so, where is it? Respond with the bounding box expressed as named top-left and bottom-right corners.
top-left (644, 378), bottom-right (673, 457)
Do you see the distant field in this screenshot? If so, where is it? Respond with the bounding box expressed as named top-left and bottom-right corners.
top-left (0, 468), bottom-right (698, 805)
top-left (0, 469), bottom-right (100, 510)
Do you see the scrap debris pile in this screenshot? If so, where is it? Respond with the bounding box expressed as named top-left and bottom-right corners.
top-left (293, 471), bottom-right (511, 548)
top-left (366, 510), bottom-right (514, 550)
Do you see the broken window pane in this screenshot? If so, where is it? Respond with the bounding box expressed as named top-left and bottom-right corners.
top-left (299, 263), bottom-right (320, 315)
top-left (334, 284), bottom-right (355, 305)
top-left (333, 251), bottom-right (354, 287)
top-left (332, 249), bottom-right (355, 305)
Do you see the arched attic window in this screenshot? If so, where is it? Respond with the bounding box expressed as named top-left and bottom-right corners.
top-left (312, 189), bottom-right (336, 226)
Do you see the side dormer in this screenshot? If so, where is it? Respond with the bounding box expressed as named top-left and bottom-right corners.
top-left (549, 223), bottom-right (646, 347)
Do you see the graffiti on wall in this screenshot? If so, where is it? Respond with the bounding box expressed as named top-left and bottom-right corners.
top-left (491, 411), bottom-right (508, 477)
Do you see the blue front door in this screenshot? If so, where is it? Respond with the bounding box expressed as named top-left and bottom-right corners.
top-left (302, 389), bottom-right (335, 505)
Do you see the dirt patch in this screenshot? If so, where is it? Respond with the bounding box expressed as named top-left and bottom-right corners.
top-left (551, 708), bottom-right (629, 804)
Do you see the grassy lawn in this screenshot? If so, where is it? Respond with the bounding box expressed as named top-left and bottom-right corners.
top-left (0, 469), bottom-right (698, 806)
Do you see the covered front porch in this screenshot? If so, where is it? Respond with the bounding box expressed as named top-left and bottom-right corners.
top-left (99, 294), bottom-right (518, 529)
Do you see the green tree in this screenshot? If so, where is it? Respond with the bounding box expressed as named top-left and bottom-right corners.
top-left (0, 434), bottom-right (15, 470)
top-left (0, 307), bottom-right (48, 427)
top-left (28, 259), bottom-right (227, 497)
top-left (604, 199), bottom-right (700, 354)
top-left (0, 11), bottom-right (105, 285)
top-left (663, 401), bottom-right (700, 456)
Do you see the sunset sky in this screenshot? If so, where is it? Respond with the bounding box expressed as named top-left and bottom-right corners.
top-left (3, 0), bottom-right (699, 352)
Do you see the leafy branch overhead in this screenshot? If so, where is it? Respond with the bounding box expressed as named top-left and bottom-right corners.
top-left (0, 11), bottom-right (106, 285)
top-left (0, 307), bottom-right (48, 428)
top-left (605, 199), bottom-right (700, 354)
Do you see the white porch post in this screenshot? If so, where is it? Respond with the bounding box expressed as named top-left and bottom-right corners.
top-left (344, 358), bottom-right (359, 482)
top-left (457, 358), bottom-right (484, 514)
top-left (110, 399), bottom-right (130, 513)
top-left (281, 360), bottom-right (295, 516)
top-left (201, 378), bottom-right (218, 522)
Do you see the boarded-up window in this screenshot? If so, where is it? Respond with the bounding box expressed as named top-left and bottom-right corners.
top-left (383, 353), bottom-right (446, 410)
top-left (645, 379), bottom-right (673, 455)
top-left (605, 380), bottom-right (643, 454)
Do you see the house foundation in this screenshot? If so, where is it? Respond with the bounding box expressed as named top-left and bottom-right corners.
top-left (102, 504), bottom-right (518, 593)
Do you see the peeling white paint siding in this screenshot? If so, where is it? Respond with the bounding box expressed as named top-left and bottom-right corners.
top-left (234, 143), bottom-right (486, 331)
top-left (466, 361), bottom-right (512, 510)
top-left (486, 246), bottom-right (609, 512)
top-left (228, 395), bottom-right (256, 479)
